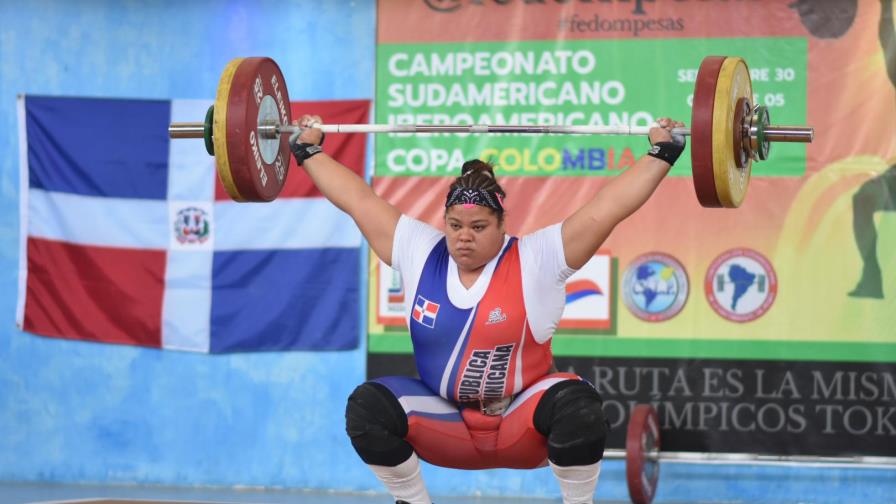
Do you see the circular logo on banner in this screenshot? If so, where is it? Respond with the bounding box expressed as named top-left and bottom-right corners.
top-left (174, 206), bottom-right (211, 245)
top-left (622, 253), bottom-right (689, 322)
top-left (705, 248), bottom-right (777, 322)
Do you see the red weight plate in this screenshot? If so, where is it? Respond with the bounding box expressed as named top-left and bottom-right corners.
top-left (626, 404), bottom-right (661, 504)
top-left (224, 57), bottom-right (291, 202)
top-left (691, 56), bottom-right (726, 208)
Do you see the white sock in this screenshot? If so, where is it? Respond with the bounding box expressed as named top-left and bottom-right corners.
top-left (368, 452), bottom-right (432, 504)
top-left (550, 460), bottom-right (601, 504)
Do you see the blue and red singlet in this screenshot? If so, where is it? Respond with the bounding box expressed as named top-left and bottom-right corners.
top-left (374, 216), bottom-right (582, 470)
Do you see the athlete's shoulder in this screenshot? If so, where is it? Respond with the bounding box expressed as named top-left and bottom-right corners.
top-left (518, 223), bottom-right (564, 260)
top-left (392, 214), bottom-right (446, 274)
top-left (397, 215), bottom-right (444, 246)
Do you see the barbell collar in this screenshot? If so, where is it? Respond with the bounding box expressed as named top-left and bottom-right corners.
top-left (762, 126), bottom-right (814, 143)
top-left (169, 122), bottom-right (205, 139)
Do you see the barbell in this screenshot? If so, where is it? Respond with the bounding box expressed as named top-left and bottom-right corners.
top-left (619, 404), bottom-right (661, 504)
top-left (168, 56), bottom-right (813, 207)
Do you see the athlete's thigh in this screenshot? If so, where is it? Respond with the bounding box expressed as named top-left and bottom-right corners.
top-left (493, 372), bottom-right (583, 468)
top-left (373, 375), bottom-right (489, 469)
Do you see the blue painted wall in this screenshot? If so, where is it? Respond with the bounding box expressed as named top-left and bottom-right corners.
top-left (0, 0), bottom-right (380, 492)
top-left (0, 2), bottom-right (893, 503)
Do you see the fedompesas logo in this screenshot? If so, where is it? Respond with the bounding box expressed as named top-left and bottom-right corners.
top-left (423, 0), bottom-right (656, 15)
top-left (423, 0), bottom-right (754, 15)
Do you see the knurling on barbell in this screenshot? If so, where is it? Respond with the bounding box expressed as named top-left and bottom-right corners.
top-left (167, 56), bottom-right (814, 206)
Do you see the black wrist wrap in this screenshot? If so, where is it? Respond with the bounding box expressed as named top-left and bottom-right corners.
top-left (647, 141), bottom-right (684, 166)
top-left (291, 143), bottom-right (323, 165)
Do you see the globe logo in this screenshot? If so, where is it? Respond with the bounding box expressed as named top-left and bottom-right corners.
top-left (622, 253), bottom-right (689, 322)
top-left (705, 248), bottom-right (777, 322)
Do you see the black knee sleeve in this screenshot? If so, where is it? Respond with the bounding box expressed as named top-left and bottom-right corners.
top-left (533, 380), bottom-right (610, 467)
top-left (344, 381), bottom-right (414, 466)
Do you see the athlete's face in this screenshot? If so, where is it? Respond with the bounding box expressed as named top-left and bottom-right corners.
top-left (444, 205), bottom-right (505, 272)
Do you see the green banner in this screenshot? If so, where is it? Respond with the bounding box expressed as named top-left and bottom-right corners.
top-left (375, 38), bottom-right (807, 177)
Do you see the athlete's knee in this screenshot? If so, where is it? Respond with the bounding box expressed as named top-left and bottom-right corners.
top-left (345, 381), bottom-right (413, 466)
top-left (533, 379), bottom-right (610, 466)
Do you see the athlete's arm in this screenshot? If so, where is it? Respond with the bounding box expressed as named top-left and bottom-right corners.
top-left (292, 115), bottom-right (401, 265)
top-left (561, 118), bottom-right (685, 269)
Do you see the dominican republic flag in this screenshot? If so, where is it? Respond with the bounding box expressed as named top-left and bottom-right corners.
top-left (412, 296), bottom-right (440, 328)
top-left (16, 95), bottom-right (369, 353)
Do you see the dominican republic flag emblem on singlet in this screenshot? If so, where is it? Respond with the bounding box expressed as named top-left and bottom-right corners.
top-left (412, 295), bottom-right (440, 328)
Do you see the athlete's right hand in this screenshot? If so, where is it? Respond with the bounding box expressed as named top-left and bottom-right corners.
top-left (289, 114), bottom-right (324, 146)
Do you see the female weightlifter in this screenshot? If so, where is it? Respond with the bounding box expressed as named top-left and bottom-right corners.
top-left (289, 115), bottom-right (686, 504)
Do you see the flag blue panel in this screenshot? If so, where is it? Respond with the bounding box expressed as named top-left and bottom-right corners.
top-left (210, 248), bottom-right (360, 352)
top-left (26, 96), bottom-right (170, 199)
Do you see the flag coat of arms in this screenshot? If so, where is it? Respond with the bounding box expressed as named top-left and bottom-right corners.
top-left (16, 95), bottom-right (369, 353)
top-left (412, 295), bottom-right (440, 328)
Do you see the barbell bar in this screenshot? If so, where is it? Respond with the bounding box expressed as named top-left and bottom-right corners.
top-left (170, 121), bottom-right (813, 140)
top-left (169, 122), bottom-right (697, 137)
top-left (603, 403), bottom-right (896, 504)
top-left (168, 56), bottom-right (814, 206)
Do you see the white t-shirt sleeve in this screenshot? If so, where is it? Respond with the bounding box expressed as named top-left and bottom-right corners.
top-left (519, 223), bottom-right (576, 344)
top-left (391, 215), bottom-right (444, 324)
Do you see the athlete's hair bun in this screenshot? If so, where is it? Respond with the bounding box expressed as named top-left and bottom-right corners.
top-left (461, 159), bottom-right (496, 179)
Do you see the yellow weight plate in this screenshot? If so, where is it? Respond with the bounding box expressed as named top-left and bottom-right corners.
top-left (711, 57), bottom-right (752, 208)
top-left (213, 57), bottom-right (245, 202)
